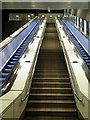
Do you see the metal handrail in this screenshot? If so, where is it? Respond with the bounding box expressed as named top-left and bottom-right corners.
top-left (21, 92), bottom-right (29, 102)
top-left (74, 92), bottom-right (83, 102)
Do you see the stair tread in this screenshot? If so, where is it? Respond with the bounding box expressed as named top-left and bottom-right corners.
top-left (28, 100), bottom-right (75, 103)
top-left (30, 93), bottom-right (73, 96)
top-left (26, 107), bottom-right (77, 112)
top-left (31, 87), bottom-right (72, 90)
top-left (35, 72), bottom-right (68, 75)
top-left (33, 77), bottom-right (70, 80)
top-left (32, 82), bottom-right (70, 84)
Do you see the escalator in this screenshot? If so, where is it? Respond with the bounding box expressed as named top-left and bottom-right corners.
top-left (23, 23), bottom-right (79, 120)
top-left (0, 18), bottom-right (40, 96)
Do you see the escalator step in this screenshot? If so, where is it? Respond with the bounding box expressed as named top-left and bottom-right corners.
top-left (82, 54), bottom-right (88, 57)
top-left (1, 73), bottom-right (9, 76)
top-left (0, 77), bottom-right (6, 82)
top-left (86, 63), bottom-right (90, 66)
top-left (9, 61), bottom-right (16, 64)
top-left (3, 68), bottom-right (12, 73)
top-left (15, 53), bottom-right (21, 56)
top-left (83, 57), bottom-right (90, 60)
top-left (11, 58), bottom-right (18, 61)
top-left (6, 64), bottom-right (14, 68)
top-left (13, 56), bottom-right (20, 58)
top-left (85, 60), bottom-right (90, 63)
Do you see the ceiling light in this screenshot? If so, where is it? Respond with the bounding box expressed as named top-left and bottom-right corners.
top-left (28, 15), bottom-right (30, 18)
top-left (16, 15), bottom-right (19, 18)
top-left (50, 16), bottom-right (52, 18)
top-left (31, 14), bottom-right (34, 16)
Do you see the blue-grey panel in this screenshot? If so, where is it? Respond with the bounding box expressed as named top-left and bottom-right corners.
top-left (0, 20), bottom-right (37, 71)
top-left (65, 21), bottom-right (90, 56)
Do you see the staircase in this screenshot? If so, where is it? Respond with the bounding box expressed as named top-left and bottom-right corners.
top-left (24, 23), bottom-right (79, 120)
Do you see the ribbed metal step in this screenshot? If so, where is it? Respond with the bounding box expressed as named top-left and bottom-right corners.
top-left (23, 23), bottom-right (78, 120)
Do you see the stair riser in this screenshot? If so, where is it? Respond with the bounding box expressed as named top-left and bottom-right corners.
top-left (32, 79), bottom-right (70, 82)
top-left (36, 64), bottom-right (67, 67)
top-left (45, 30), bottom-right (57, 33)
top-left (30, 89), bottom-right (72, 94)
top-left (45, 34), bottom-right (58, 37)
top-left (26, 111), bottom-right (77, 117)
top-left (31, 84), bottom-right (71, 88)
top-left (38, 56), bottom-right (64, 58)
top-left (27, 103), bottom-right (76, 108)
top-left (34, 72), bottom-right (69, 75)
top-left (36, 65), bottom-right (67, 68)
top-left (34, 70), bottom-right (68, 72)
top-left (35, 68), bottom-right (67, 71)
top-left (34, 74), bottom-right (69, 78)
top-left (29, 95), bottom-right (74, 100)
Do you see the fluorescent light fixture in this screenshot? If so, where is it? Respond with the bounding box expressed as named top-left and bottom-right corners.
top-left (31, 14), bottom-right (34, 16)
top-left (16, 15), bottom-right (19, 18)
top-left (42, 15), bottom-right (44, 17)
top-left (50, 16), bottom-right (52, 18)
top-left (28, 15), bottom-right (30, 17)
top-left (48, 7), bottom-right (50, 12)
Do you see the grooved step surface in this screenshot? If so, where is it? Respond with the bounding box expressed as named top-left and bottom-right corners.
top-left (23, 23), bottom-right (79, 120)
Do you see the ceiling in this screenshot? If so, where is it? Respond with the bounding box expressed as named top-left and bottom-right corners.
top-left (1, 1), bottom-right (90, 10)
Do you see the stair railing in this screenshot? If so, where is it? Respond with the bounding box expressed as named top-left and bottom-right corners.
top-left (74, 92), bottom-right (83, 102)
top-left (21, 92), bottom-right (29, 102)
